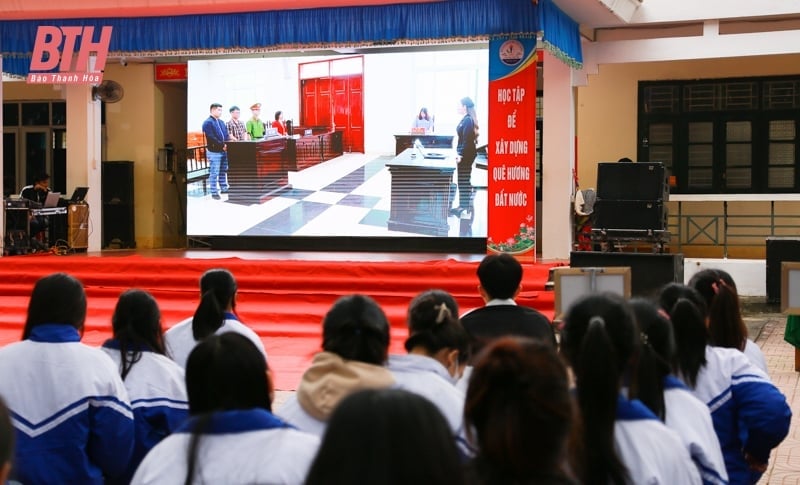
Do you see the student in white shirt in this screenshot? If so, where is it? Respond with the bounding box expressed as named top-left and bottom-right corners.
top-left (132, 333), bottom-right (319, 485)
top-left (278, 295), bottom-right (395, 436)
top-left (0, 273), bottom-right (135, 485)
top-left (688, 269), bottom-right (768, 374)
top-left (164, 268), bottom-right (266, 368)
top-left (100, 289), bottom-right (188, 484)
top-left (387, 290), bottom-right (470, 454)
top-left (560, 293), bottom-right (701, 485)
top-left (631, 298), bottom-right (728, 485)
top-left (659, 284), bottom-right (791, 485)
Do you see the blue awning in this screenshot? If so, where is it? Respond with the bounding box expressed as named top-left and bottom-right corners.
top-left (1, 0), bottom-right (581, 77)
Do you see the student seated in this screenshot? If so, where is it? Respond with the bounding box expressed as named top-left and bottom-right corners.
top-left (132, 333), bottom-right (319, 484)
top-left (277, 294), bottom-right (395, 436)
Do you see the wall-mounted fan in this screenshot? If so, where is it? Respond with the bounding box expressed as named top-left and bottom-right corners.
top-left (92, 80), bottom-right (124, 103)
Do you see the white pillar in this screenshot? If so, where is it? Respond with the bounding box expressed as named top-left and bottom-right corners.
top-left (541, 50), bottom-right (576, 260)
top-left (65, 84), bottom-right (102, 251)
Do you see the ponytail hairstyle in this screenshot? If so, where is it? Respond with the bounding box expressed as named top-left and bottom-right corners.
top-left (111, 289), bottom-right (166, 380)
top-left (658, 284), bottom-right (708, 388)
top-left (630, 298), bottom-right (675, 421)
top-left (184, 332), bottom-right (272, 485)
top-left (404, 290), bottom-right (469, 361)
top-left (192, 268), bottom-right (237, 341)
top-left (560, 293), bottom-right (636, 485)
top-left (322, 294), bottom-right (390, 365)
top-left (688, 268), bottom-right (747, 351)
top-left (465, 337), bottom-right (575, 484)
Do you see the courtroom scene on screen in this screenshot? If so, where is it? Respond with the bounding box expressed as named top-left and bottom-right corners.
top-left (185, 50), bottom-right (489, 240)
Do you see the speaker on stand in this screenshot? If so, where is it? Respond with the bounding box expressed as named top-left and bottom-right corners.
top-left (592, 162), bottom-right (670, 251)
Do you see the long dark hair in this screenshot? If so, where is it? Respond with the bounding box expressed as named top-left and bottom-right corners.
top-left (688, 269), bottom-right (748, 351)
top-left (658, 284), bottom-right (708, 388)
top-left (404, 290), bottom-right (468, 360)
top-left (560, 293), bottom-right (636, 485)
top-left (23, 273), bottom-right (87, 340)
top-left (111, 289), bottom-right (166, 380)
top-left (183, 332), bottom-right (271, 485)
top-left (465, 337), bottom-right (575, 484)
top-left (192, 268), bottom-right (238, 340)
top-left (322, 294), bottom-right (390, 365)
top-left (306, 388), bottom-right (464, 485)
top-left (630, 298), bottom-right (674, 421)
top-left (417, 107), bottom-right (431, 121)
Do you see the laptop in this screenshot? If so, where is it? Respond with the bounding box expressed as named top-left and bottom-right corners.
top-left (43, 192), bottom-right (62, 208)
top-left (413, 139), bottom-right (448, 160)
top-left (69, 187), bottom-right (89, 203)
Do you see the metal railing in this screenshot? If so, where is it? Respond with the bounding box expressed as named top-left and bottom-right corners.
top-left (668, 195), bottom-right (800, 258)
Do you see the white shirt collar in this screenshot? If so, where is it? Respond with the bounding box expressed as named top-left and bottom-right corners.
top-left (486, 298), bottom-right (516, 306)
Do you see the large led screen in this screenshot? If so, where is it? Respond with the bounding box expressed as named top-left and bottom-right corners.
top-left (186, 48), bottom-right (488, 241)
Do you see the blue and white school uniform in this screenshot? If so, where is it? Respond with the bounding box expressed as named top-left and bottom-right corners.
top-left (101, 340), bottom-right (189, 483)
top-left (688, 346), bottom-right (791, 485)
top-left (615, 396), bottom-right (702, 484)
top-left (0, 324), bottom-right (135, 485)
top-left (131, 409), bottom-right (320, 485)
top-left (743, 339), bottom-right (768, 376)
top-left (388, 354), bottom-right (470, 454)
top-left (663, 375), bottom-right (728, 485)
top-left (164, 312), bottom-right (267, 368)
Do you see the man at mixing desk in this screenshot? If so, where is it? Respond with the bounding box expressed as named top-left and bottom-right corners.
top-left (20, 172), bottom-right (51, 243)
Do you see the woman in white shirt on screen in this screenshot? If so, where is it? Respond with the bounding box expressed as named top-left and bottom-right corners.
top-left (412, 107), bottom-right (434, 132)
top-left (164, 268), bottom-right (266, 368)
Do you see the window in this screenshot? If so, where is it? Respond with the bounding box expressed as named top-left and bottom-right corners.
top-left (639, 76), bottom-right (800, 193)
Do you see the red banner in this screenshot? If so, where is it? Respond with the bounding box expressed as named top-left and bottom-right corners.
top-left (487, 38), bottom-right (538, 261)
top-left (155, 63), bottom-right (188, 82)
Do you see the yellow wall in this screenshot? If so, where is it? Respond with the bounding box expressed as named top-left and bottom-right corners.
top-left (576, 53), bottom-right (800, 190)
top-left (100, 63), bottom-right (184, 249)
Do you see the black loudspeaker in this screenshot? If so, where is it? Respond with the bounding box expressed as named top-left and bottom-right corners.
top-left (101, 161), bottom-right (135, 248)
top-left (766, 237), bottom-right (800, 304)
top-left (570, 251), bottom-right (684, 297)
top-left (594, 200), bottom-right (667, 231)
top-left (597, 162), bottom-right (668, 201)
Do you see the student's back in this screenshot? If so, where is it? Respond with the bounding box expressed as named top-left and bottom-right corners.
top-left (660, 283), bottom-right (790, 484)
top-left (163, 268), bottom-right (266, 368)
top-left (0, 273), bottom-right (134, 484)
top-left (101, 289), bottom-right (189, 483)
top-left (132, 332), bottom-right (319, 485)
top-left (691, 346), bottom-right (790, 484)
top-left (560, 293), bottom-right (700, 485)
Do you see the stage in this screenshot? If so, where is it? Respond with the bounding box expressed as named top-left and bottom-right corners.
top-left (0, 249), bottom-right (558, 389)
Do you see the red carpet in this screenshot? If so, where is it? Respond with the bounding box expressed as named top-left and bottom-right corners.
top-left (0, 253), bottom-right (557, 389)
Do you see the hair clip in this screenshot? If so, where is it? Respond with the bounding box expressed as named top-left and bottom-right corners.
top-left (434, 303), bottom-right (451, 324)
top-left (588, 316), bottom-right (605, 329)
top-left (640, 332), bottom-right (649, 346)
